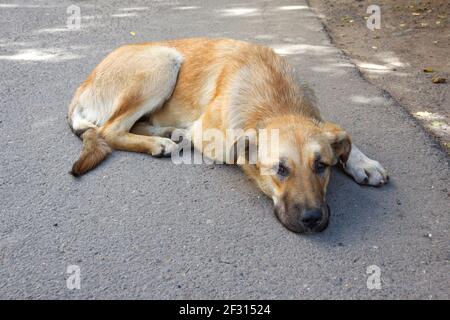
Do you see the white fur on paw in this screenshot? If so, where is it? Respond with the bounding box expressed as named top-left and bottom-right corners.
top-left (344, 151), bottom-right (389, 187)
top-left (151, 139), bottom-right (177, 157)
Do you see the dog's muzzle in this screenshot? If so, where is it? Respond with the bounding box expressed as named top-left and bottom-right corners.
top-left (275, 202), bottom-right (330, 233)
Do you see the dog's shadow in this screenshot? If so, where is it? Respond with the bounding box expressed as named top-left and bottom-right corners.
top-left (157, 153), bottom-right (397, 243)
top-left (88, 149), bottom-right (396, 244)
top-left (308, 168), bottom-right (397, 244)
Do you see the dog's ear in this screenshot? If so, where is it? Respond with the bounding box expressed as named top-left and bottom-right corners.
top-left (322, 122), bottom-right (352, 164)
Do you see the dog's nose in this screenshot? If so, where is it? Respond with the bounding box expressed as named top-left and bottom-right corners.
top-left (301, 208), bottom-right (322, 227)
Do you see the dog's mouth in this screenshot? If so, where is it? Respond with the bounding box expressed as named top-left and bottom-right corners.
top-left (274, 203), bottom-right (330, 234)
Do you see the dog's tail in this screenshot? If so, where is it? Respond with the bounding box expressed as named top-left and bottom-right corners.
top-left (70, 127), bottom-right (112, 177)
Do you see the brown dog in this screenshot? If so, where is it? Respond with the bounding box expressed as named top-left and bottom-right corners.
top-left (68, 38), bottom-right (388, 233)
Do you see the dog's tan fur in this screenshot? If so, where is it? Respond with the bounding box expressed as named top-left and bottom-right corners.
top-left (68, 38), bottom-right (388, 232)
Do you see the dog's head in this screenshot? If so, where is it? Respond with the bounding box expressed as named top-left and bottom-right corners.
top-left (240, 116), bottom-right (351, 233)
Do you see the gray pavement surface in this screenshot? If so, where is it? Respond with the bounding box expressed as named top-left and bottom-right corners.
top-left (0, 0), bottom-right (449, 299)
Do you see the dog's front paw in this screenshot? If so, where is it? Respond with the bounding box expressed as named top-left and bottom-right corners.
top-left (150, 138), bottom-right (177, 157)
top-left (344, 146), bottom-right (389, 187)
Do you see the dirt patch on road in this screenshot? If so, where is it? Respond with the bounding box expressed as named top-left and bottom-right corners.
top-left (308, 0), bottom-right (450, 153)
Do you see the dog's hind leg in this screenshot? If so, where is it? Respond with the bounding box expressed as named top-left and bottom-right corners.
top-left (342, 145), bottom-right (389, 186)
top-left (99, 93), bottom-right (178, 157)
top-left (96, 46), bottom-right (183, 156)
top-left (70, 45), bottom-right (183, 175)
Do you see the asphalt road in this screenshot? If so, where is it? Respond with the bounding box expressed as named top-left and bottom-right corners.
top-left (0, 0), bottom-right (448, 299)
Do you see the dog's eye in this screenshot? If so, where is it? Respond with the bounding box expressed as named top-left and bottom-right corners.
top-left (276, 163), bottom-right (289, 177)
top-left (316, 162), bottom-right (328, 174)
